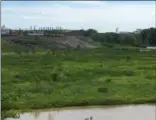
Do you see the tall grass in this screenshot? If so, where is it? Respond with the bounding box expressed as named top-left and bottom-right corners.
top-left (2, 46), bottom-right (156, 118)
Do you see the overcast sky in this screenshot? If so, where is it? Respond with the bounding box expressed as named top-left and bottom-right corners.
top-left (1, 1), bottom-right (156, 32)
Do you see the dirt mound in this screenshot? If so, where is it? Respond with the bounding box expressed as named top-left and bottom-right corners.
top-left (54, 36), bottom-right (97, 48)
top-left (2, 36), bottom-right (100, 49)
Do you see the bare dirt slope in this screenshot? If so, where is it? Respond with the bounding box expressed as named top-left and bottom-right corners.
top-left (2, 36), bottom-right (100, 49)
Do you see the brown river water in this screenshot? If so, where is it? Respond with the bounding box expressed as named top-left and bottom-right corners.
top-left (5, 104), bottom-right (155, 120)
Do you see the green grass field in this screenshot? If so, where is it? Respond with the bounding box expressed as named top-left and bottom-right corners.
top-left (2, 41), bottom-right (156, 118)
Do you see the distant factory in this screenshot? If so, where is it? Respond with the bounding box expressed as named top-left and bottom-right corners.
top-left (1, 25), bottom-right (84, 37)
top-left (1, 25), bottom-right (142, 37)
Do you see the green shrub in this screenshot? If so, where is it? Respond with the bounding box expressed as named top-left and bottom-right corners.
top-left (97, 87), bottom-right (108, 93)
top-left (51, 72), bottom-right (59, 81)
top-left (105, 79), bottom-right (112, 83)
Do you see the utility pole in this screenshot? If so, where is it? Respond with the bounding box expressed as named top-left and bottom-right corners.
top-left (116, 27), bottom-right (119, 34)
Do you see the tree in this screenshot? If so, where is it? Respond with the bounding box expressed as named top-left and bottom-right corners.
top-left (140, 27), bottom-right (156, 46)
top-left (84, 29), bottom-right (98, 37)
top-left (23, 31), bottom-right (28, 36)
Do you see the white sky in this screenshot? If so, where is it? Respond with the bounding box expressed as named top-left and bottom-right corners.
top-left (1, 1), bottom-right (156, 32)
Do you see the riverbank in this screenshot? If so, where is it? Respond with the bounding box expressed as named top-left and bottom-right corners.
top-left (2, 47), bottom-right (156, 119)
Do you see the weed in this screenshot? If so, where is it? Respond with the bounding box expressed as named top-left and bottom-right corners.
top-left (105, 79), bottom-right (112, 83)
top-left (98, 87), bottom-right (108, 93)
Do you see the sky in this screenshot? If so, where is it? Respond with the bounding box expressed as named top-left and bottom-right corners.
top-left (1, 1), bottom-right (156, 32)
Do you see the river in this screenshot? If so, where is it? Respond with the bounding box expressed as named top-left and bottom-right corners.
top-left (5, 104), bottom-right (155, 120)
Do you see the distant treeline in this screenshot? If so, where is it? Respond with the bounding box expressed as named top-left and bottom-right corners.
top-left (82, 27), bottom-right (156, 46)
top-left (4, 27), bottom-right (156, 46)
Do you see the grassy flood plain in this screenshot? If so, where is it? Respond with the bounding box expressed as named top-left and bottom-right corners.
top-left (2, 47), bottom-right (156, 119)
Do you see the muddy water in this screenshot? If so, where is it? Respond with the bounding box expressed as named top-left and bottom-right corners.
top-left (6, 105), bottom-right (155, 120)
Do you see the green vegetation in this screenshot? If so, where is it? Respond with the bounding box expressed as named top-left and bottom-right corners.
top-left (1, 38), bottom-right (47, 54)
top-left (84, 28), bottom-right (156, 46)
top-left (2, 41), bottom-right (156, 119)
top-left (2, 27), bottom-right (156, 119)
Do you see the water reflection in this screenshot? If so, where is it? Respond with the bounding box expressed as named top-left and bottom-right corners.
top-left (31, 110), bottom-right (57, 120)
top-left (31, 111), bottom-right (40, 119)
top-left (84, 116), bottom-right (93, 120)
top-left (47, 113), bottom-right (53, 120)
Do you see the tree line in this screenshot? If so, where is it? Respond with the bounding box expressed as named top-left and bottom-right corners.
top-left (83, 27), bottom-right (156, 46)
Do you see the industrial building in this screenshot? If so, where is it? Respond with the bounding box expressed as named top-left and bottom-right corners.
top-left (1, 25), bottom-right (84, 37)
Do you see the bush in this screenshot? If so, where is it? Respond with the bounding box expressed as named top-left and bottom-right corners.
top-left (105, 79), bottom-right (112, 83)
top-left (136, 44), bottom-right (146, 48)
top-left (126, 56), bottom-right (131, 61)
top-left (14, 74), bottom-right (21, 79)
top-left (101, 43), bottom-right (114, 48)
top-left (51, 72), bottom-right (59, 81)
top-left (125, 71), bottom-right (135, 76)
top-left (98, 87), bottom-right (108, 93)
